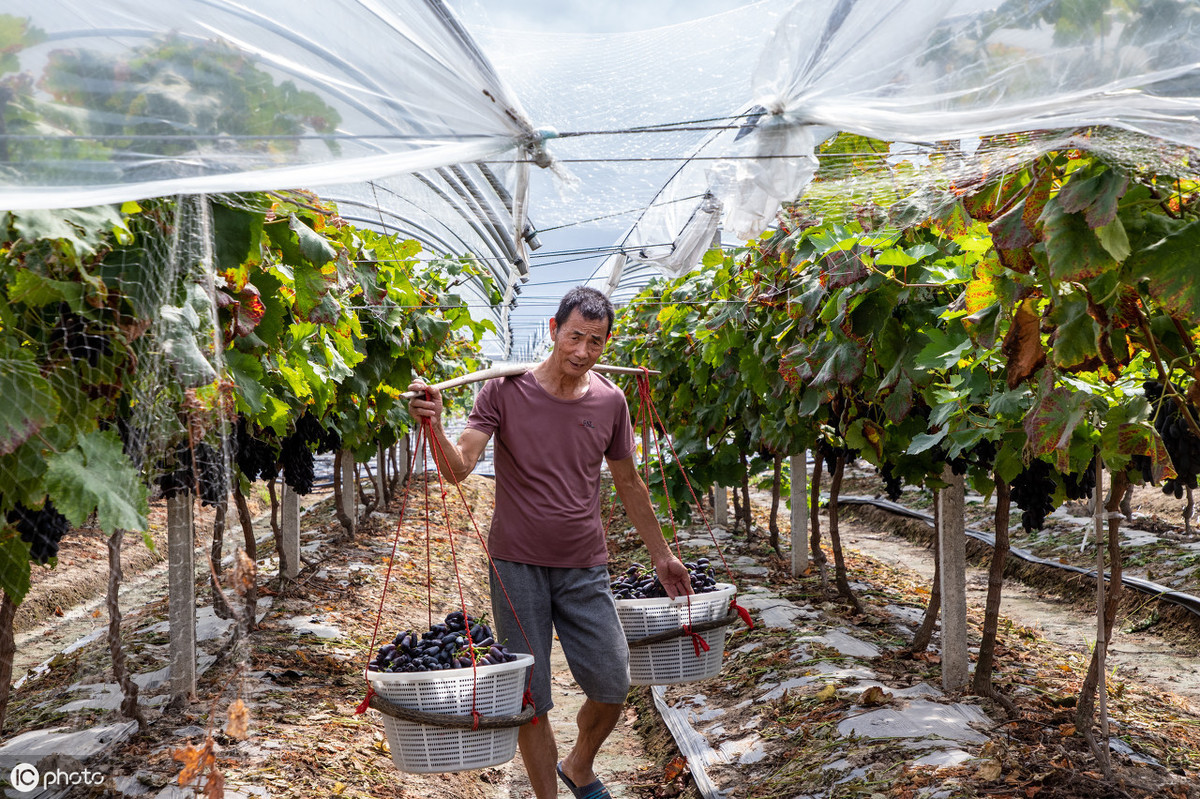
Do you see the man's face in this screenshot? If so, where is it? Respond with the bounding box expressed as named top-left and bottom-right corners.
top-left (549, 309), bottom-right (609, 377)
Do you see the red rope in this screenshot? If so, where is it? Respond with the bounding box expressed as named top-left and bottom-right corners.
top-left (356, 421), bottom-right (428, 714)
top-left (635, 367), bottom-right (755, 636)
top-left (422, 408), bottom-right (539, 718)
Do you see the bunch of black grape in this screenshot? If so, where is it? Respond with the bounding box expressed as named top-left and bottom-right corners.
top-left (1062, 456), bottom-right (1098, 502)
top-left (1009, 458), bottom-right (1058, 532)
top-left (8, 501), bottom-right (70, 564)
top-left (1144, 380), bottom-right (1200, 499)
top-left (294, 411), bottom-right (341, 454)
top-left (279, 432), bottom-right (315, 494)
top-left (610, 558), bottom-right (719, 600)
top-left (935, 438), bottom-right (997, 478)
top-left (156, 442), bottom-right (228, 505)
top-left (49, 305), bottom-right (111, 367)
top-left (878, 462), bottom-right (903, 501)
top-left (369, 611), bottom-right (518, 673)
top-left (234, 416), bottom-right (279, 482)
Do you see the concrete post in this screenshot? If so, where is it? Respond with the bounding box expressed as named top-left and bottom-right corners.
top-left (167, 493), bottom-right (196, 706)
top-left (340, 448), bottom-right (356, 536)
top-left (281, 482), bottom-right (300, 580)
top-left (397, 436), bottom-right (410, 485)
top-left (938, 465), bottom-right (968, 692)
top-left (790, 452), bottom-right (809, 576)
top-left (713, 487), bottom-right (728, 527)
top-left (376, 441), bottom-right (387, 503)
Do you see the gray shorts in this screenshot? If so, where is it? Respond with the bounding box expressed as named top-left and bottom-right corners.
top-left (489, 559), bottom-right (630, 715)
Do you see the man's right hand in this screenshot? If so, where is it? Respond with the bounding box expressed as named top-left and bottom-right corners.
top-left (407, 380), bottom-right (444, 428)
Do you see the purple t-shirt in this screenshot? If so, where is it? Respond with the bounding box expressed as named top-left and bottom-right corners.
top-left (465, 371), bottom-right (636, 568)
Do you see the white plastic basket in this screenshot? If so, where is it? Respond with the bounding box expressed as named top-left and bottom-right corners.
top-left (615, 583), bottom-right (736, 685)
top-left (367, 653), bottom-right (534, 773)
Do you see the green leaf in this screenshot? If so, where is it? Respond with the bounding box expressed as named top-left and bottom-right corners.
top-left (289, 214), bottom-right (337, 265)
top-left (915, 327), bottom-right (971, 371)
top-left (1124, 218), bottom-right (1200, 323)
top-left (1023, 387), bottom-right (1087, 470)
top-left (292, 261), bottom-right (338, 324)
top-left (158, 299), bottom-right (217, 387)
top-left (1041, 199), bottom-right (1117, 283)
top-left (44, 430), bottom-right (149, 534)
top-left (211, 202), bottom-right (261, 275)
top-left (1095, 216), bottom-right (1131, 262)
top-left (11, 206), bottom-right (124, 256)
top-left (809, 338), bottom-right (866, 389)
top-left (1056, 166), bottom-right (1127, 229)
top-left (6, 270), bottom-right (85, 309)
top-left (225, 350), bottom-right (267, 414)
top-left (0, 359), bottom-right (60, 456)
top-left (0, 527), bottom-right (32, 606)
top-left (907, 430), bottom-right (946, 456)
top-left (1048, 292), bottom-right (1099, 368)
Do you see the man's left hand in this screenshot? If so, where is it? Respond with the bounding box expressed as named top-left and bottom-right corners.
top-left (654, 555), bottom-right (692, 599)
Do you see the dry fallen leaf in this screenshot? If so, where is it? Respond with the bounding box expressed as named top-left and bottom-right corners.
top-left (225, 698), bottom-right (250, 740)
top-left (663, 755), bottom-right (688, 782)
top-left (1058, 723), bottom-right (1076, 737)
top-left (173, 738), bottom-right (216, 784)
top-left (975, 758), bottom-right (1003, 781)
top-left (814, 684), bottom-right (837, 702)
top-left (203, 767), bottom-right (224, 799)
top-left (232, 549), bottom-right (256, 596)
top-left (859, 685), bottom-right (892, 706)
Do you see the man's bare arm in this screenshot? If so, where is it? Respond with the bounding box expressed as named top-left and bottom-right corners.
top-left (607, 456), bottom-right (691, 598)
top-left (407, 381), bottom-right (490, 482)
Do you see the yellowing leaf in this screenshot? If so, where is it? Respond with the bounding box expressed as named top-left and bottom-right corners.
top-left (814, 684), bottom-right (837, 702)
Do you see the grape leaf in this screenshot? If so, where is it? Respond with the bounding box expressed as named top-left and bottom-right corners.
top-left (44, 430), bottom-right (149, 534)
top-left (10, 206), bottom-right (124, 256)
top-left (1041, 199), bottom-right (1117, 283)
top-left (1023, 387), bottom-right (1087, 470)
top-left (1000, 299), bottom-right (1045, 389)
top-left (0, 360), bottom-right (60, 456)
top-left (1048, 292), bottom-right (1100, 369)
top-left (289, 213), bottom-right (337, 266)
top-left (1124, 218), bottom-right (1200, 323)
top-left (158, 301), bottom-right (218, 387)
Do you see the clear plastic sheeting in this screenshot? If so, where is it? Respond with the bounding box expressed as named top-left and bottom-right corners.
top-left (0, 0), bottom-right (539, 209)
top-left (708, 0), bottom-right (1200, 241)
top-left (556, 0), bottom-right (1200, 307)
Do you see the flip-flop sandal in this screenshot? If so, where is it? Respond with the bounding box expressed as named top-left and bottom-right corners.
top-left (556, 761), bottom-right (613, 799)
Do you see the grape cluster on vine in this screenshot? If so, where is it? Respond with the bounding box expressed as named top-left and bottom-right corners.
top-left (8, 501), bottom-right (70, 563)
top-left (1144, 380), bottom-right (1200, 499)
top-left (1010, 458), bottom-right (1058, 532)
top-left (1062, 456), bottom-right (1097, 502)
top-left (156, 441), bottom-right (228, 506)
top-left (280, 433), bottom-right (315, 495)
top-left (369, 611), bottom-right (517, 673)
top-left (234, 416), bottom-right (279, 482)
top-left (49, 304), bottom-right (111, 368)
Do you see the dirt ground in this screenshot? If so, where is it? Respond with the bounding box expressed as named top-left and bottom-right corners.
top-left (4, 465), bottom-right (1200, 799)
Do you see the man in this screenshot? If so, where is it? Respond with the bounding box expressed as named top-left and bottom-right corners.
top-left (408, 286), bottom-right (690, 799)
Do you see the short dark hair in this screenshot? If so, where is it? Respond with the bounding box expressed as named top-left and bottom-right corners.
top-left (555, 286), bottom-right (614, 336)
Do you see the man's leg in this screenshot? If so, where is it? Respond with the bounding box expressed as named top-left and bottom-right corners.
top-left (518, 713), bottom-right (559, 799)
top-left (559, 698), bottom-right (622, 788)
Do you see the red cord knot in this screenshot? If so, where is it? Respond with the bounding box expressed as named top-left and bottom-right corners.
top-left (731, 598), bottom-right (754, 630)
top-left (682, 625), bottom-right (710, 658)
top-left (354, 686), bottom-right (375, 715)
top-left (522, 689), bottom-right (538, 724)
top-left (471, 709), bottom-right (483, 731)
